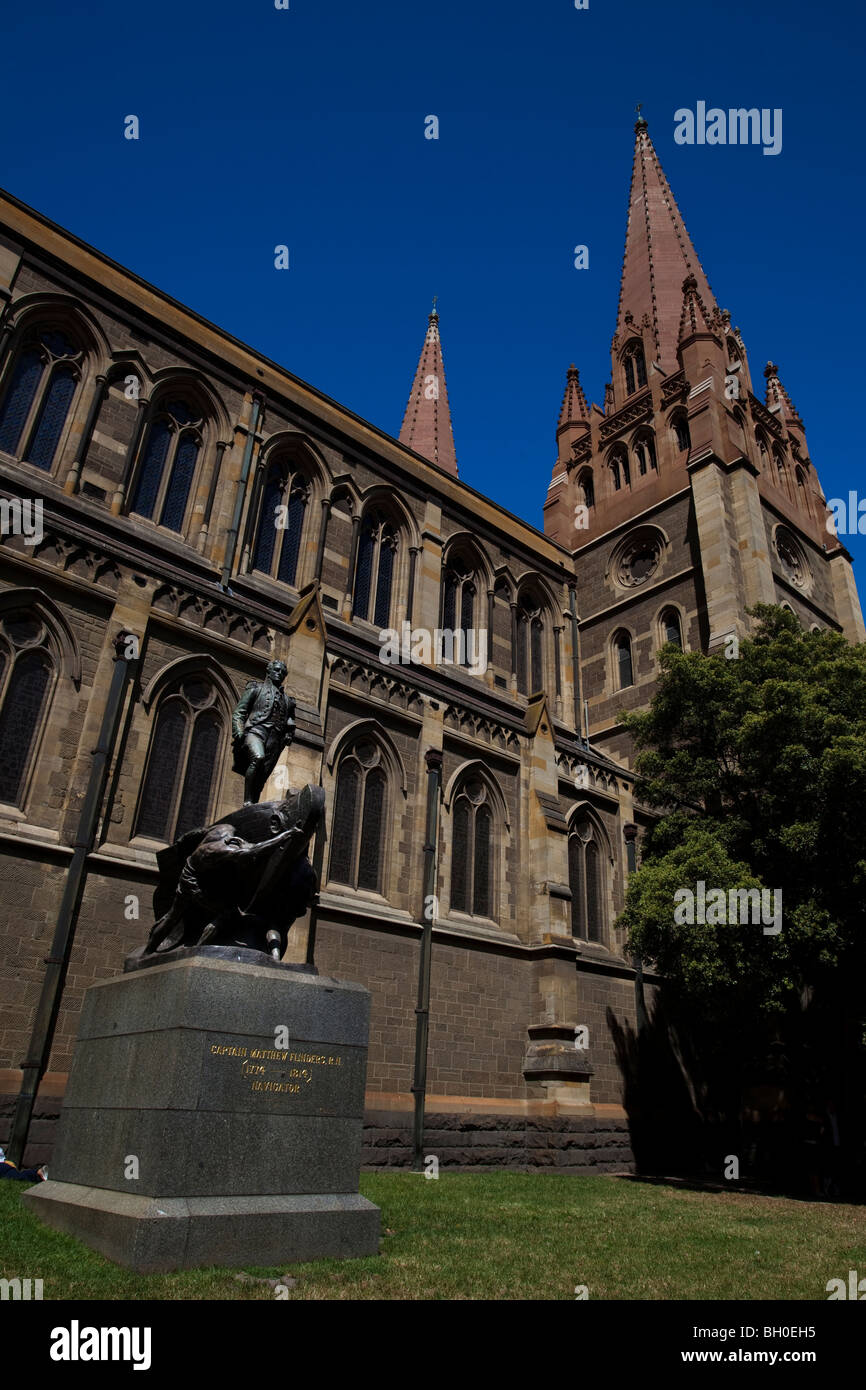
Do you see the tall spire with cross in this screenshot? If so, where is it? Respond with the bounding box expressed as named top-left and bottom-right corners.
top-left (616, 113), bottom-right (718, 373)
top-left (399, 301), bottom-right (459, 477)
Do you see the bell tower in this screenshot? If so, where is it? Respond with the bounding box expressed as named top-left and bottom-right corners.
top-left (544, 117), bottom-right (864, 763)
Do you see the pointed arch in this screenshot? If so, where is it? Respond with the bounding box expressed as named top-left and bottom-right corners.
top-left (248, 436), bottom-right (324, 589)
top-left (0, 589), bottom-right (86, 809)
top-left (513, 573), bottom-right (556, 697)
top-left (0, 317), bottom-right (89, 474)
top-left (351, 489), bottom-right (415, 627)
top-left (0, 586), bottom-right (81, 686)
top-left (444, 761), bottom-right (508, 922)
top-left (441, 531), bottom-right (494, 592)
top-left (141, 653), bottom-right (239, 715)
top-left (325, 720), bottom-right (402, 895)
top-left (657, 604), bottom-right (685, 651)
top-left (133, 658), bottom-right (233, 842)
top-left (443, 758), bottom-right (510, 828)
top-left (325, 717), bottom-right (408, 795)
top-left (4, 294), bottom-right (111, 367)
top-left (631, 427), bottom-right (658, 476)
top-left (148, 367), bottom-right (232, 441)
top-left (620, 338), bottom-right (648, 396)
top-left (611, 627), bottom-right (635, 689)
top-left (565, 803), bottom-right (612, 944)
top-left (576, 467), bottom-right (595, 510)
top-left (607, 443), bottom-right (631, 492)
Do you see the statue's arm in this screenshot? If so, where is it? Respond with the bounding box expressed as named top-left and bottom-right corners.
top-left (232, 682), bottom-right (257, 741)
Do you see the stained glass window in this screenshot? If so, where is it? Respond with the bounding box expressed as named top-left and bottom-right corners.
top-left (136, 677), bottom-right (224, 842)
top-left (0, 641), bottom-right (52, 807)
top-left (130, 398), bottom-right (202, 531)
top-left (0, 329), bottom-right (80, 469)
top-left (0, 350), bottom-right (43, 455)
top-left (161, 432), bottom-right (199, 532)
top-left (358, 767), bottom-right (385, 891)
top-left (252, 470), bottom-right (282, 575)
top-left (330, 762), bottom-right (360, 885)
top-left (352, 511), bottom-right (398, 625)
top-left (277, 487), bottom-right (306, 585)
top-left (374, 535), bottom-right (394, 629)
top-left (252, 464), bottom-right (308, 586)
top-left (329, 741), bottom-right (388, 893)
top-left (353, 520), bottom-right (375, 618)
top-left (569, 818), bottom-right (605, 944)
top-left (450, 780), bottom-right (494, 918)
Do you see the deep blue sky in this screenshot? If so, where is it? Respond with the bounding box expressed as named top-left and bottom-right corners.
top-left (4, 0), bottom-right (864, 571)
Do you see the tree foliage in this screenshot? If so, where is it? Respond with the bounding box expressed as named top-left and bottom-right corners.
top-left (619, 606), bottom-right (866, 1032)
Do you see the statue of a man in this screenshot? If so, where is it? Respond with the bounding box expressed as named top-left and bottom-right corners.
top-left (232, 659), bottom-right (296, 804)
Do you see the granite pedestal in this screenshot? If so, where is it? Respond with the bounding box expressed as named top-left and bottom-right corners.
top-left (24, 951), bottom-right (380, 1272)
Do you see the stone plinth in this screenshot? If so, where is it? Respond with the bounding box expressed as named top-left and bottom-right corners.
top-left (24, 951), bottom-right (380, 1272)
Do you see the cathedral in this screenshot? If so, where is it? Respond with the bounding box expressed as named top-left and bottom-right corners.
top-left (0, 119), bottom-right (861, 1170)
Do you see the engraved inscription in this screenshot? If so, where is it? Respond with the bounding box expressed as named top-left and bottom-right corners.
top-left (208, 1037), bottom-right (344, 1097)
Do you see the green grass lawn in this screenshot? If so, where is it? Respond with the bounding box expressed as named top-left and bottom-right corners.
top-left (2, 1173), bottom-right (864, 1300)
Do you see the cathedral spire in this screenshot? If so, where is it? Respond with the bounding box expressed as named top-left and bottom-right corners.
top-left (399, 302), bottom-right (458, 476)
top-left (764, 361), bottom-right (804, 429)
top-left (557, 363), bottom-right (590, 434)
top-left (677, 274), bottom-right (719, 349)
top-left (616, 116), bottom-right (719, 373)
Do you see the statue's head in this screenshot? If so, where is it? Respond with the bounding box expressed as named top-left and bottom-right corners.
top-left (266, 659), bottom-right (288, 686)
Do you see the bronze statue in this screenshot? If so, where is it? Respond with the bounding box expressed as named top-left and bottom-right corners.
top-left (138, 784), bottom-right (324, 962)
top-left (232, 659), bottom-right (296, 805)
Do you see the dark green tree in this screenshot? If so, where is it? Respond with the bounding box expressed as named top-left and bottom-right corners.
top-left (619, 606), bottom-right (866, 1183)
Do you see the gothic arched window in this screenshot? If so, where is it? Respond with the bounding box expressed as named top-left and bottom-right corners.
top-left (613, 629), bottom-right (634, 689)
top-left (251, 461), bottom-right (309, 587)
top-left (659, 608), bottom-right (683, 649)
top-left (0, 612), bottom-right (55, 807)
top-left (609, 447), bottom-right (630, 492)
top-left (623, 344), bottom-right (647, 396)
top-left (0, 328), bottom-right (81, 471)
top-left (136, 674), bottom-right (225, 842)
top-left (442, 553), bottom-right (478, 667)
top-left (577, 469), bottom-right (595, 510)
top-left (329, 738), bottom-right (387, 892)
top-left (130, 398), bottom-right (203, 532)
top-left (568, 816), bottom-right (605, 943)
top-left (673, 416), bottom-right (691, 452)
top-left (353, 510), bottom-right (398, 628)
top-left (450, 777), bottom-right (494, 918)
top-left (634, 433), bottom-right (657, 476)
top-left (515, 592), bottom-right (545, 696)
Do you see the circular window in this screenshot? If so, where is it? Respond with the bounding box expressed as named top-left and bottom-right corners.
top-left (354, 740), bottom-right (379, 768)
top-left (182, 677), bottom-right (213, 708)
top-left (774, 527), bottom-right (811, 592)
top-left (465, 779), bottom-right (486, 805)
top-left (611, 529), bottom-right (665, 589)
